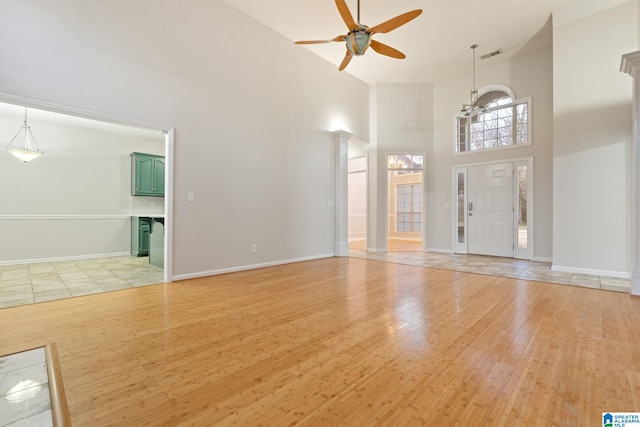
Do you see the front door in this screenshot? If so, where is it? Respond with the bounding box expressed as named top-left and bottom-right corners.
top-left (467, 162), bottom-right (514, 257)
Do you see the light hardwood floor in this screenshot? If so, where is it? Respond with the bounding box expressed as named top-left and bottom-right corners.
top-left (349, 239), bottom-right (423, 252)
top-left (1, 257), bottom-right (639, 426)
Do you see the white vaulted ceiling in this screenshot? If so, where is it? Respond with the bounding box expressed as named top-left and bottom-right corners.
top-left (221, 0), bottom-right (582, 84)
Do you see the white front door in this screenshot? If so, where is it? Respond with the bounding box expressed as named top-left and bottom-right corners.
top-left (467, 162), bottom-right (514, 257)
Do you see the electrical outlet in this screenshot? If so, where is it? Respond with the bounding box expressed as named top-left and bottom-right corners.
top-left (251, 243), bottom-right (257, 252)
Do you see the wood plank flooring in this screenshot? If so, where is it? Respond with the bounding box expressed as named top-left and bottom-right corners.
top-left (349, 239), bottom-right (423, 252)
top-left (0, 257), bottom-right (639, 426)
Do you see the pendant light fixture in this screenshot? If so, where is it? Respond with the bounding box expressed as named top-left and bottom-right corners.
top-left (5, 107), bottom-right (44, 163)
top-left (460, 44), bottom-right (486, 117)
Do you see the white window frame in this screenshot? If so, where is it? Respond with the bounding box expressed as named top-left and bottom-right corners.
top-left (395, 183), bottom-right (422, 233)
top-left (453, 85), bottom-right (532, 155)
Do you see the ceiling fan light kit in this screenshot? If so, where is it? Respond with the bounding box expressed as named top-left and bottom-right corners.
top-left (346, 25), bottom-right (371, 56)
top-left (295, 0), bottom-right (423, 71)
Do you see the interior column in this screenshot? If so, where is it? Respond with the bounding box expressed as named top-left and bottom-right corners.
top-left (333, 130), bottom-right (352, 257)
top-left (621, 51), bottom-right (640, 296)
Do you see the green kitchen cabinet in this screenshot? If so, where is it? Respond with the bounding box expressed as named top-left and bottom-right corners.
top-left (131, 152), bottom-right (165, 197)
top-left (131, 217), bottom-right (152, 256)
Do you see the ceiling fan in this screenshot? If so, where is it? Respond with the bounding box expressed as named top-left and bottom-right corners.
top-left (294, 0), bottom-right (423, 71)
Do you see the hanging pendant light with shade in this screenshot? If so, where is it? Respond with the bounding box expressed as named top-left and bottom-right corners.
top-left (5, 107), bottom-right (44, 163)
top-left (460, 44), bottom-right (487, 118)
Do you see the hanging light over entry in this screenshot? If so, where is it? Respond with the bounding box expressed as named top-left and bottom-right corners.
top-left (5, 107), bottom-right (44, 163)
top-left (460, 44), bottom-right (487, 117)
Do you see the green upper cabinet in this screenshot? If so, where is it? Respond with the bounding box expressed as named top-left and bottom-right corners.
top-left (131, 152), bottom-right (165, 197)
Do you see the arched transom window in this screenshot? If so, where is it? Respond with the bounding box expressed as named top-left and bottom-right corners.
top-left (455, 88), bottom-right (530, 153)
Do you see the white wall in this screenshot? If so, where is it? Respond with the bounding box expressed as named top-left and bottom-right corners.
top-left (370, 83), bottom-right (434, 250)
top-left (431, 46), bottom-right (554, 258)
top-left (0, 112), bottom-right (164, 263)
top-left (0, 1), bottom-right (369, 277)
top-left (362, 1), bottom-right (635, 273)
top-left (365, 46), bottom-right (554, 257)
top-left (553, 0), bottom-right (638, 277)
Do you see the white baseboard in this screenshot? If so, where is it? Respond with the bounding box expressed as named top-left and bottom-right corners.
top-left (0, 252), bottom-right (132, 266)
top-left (533, 256), bottom-right (552, 263)
top-left (551, 265), bottom-right (631, 279)
top-left (632, 269), bottom-right (640, 296)
top-left (335, 242), bottom-right (350, 257)
top-left (365, 248), bottom-right (387, 253)
top-left (172, 253), bottom-right (335, 282)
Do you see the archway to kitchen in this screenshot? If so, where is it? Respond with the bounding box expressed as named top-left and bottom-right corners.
top-left (0, 93), bottom-right (173, 308)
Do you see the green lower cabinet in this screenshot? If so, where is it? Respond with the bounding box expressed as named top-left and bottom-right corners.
top-left (131, 217), bottom-right (152, 256)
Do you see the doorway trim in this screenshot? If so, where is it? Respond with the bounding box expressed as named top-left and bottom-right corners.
top-left (347, 155), bottom-right (368, 251)
top-left (0, 92), bottom-right (174, 282)
top-left (385, 152), bottom-right (427, 252)
top-left (452, 157), bottom-right (533, 260)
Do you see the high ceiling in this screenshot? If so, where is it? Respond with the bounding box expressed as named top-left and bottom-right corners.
top-left (221, 0), bottom-right (581, 84)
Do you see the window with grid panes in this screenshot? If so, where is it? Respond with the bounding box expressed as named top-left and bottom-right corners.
top-left (396, 184), bottom-right (422, 232)
top-left (456, 90), bottom-right (530, 153)
top-left (387, 155), bottom-right (424, 233)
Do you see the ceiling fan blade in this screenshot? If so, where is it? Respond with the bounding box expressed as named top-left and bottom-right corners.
top-left (295, 35), bottom-right (346, 45)
top-left (335, 0), bottom-right (357, 30)
top-left (295, 40), bottom-right (333, 45)
top-left (369, 9), bottom-right (423, 34)
top-left (370, 39), bottom-right (405, 59)
top-left (338, 51), bottom-right (353, 71)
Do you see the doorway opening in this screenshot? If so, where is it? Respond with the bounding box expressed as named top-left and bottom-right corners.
top-left (0, 94), bottom-right (173, 308)
top-left (348, 156), bottom-right (368, 251)
top-left (454, 158), bottom-right (532, 259)
top-left (387, 154), bottom-right (424, 252)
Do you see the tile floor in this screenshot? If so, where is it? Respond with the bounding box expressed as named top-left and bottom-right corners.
top-left (0, 347), bottom-right (52, 426)
top-left (0, 256), bottom-right (165, 309)
top-left (349, 249), bottom-right (632, 293)
top-left (0, 251), bottom-right (631, 311)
